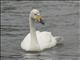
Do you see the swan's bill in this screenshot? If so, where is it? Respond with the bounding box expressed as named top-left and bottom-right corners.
top-left (35, 15), bottom-right (45, 25)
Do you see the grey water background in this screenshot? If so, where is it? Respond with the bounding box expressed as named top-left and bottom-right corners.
top-left (1, 1), bottom-right (80, 60)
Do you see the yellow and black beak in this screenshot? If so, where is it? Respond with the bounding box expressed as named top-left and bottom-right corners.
top-left (35, 15), bottom-right (44, 25)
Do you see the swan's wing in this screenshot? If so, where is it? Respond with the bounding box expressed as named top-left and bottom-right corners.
top-left (36, 31), bottom-right (57, 50)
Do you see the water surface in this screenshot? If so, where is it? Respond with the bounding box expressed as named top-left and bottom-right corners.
top-left (1, 1), bottom-right (80, 60)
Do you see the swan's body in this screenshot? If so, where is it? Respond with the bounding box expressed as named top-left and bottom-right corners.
top-left (21, 31), bottom-right (58, 51)
top-left (21, 9), bottom-right (62, 51)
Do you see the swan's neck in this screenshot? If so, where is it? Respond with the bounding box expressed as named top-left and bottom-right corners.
top-left (29, 15), bottom-right (40, 51)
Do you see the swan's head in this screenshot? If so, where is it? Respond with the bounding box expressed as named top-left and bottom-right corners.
top-left (30, 9), bottom-right (44, 24)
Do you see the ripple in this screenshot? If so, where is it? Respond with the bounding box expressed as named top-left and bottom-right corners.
top-left (1, 27), bottom-right (27, 32)
top-left (55, 12), bottom-right (79, 17)
top-left (1, 54), bottom-right (22, 59)
top-left (1, 33), bottom-right (25, 37)
top-left (1, 24), bottom-right (29, 32)
top-left (1, 6), bottom-right (17, 13)
top-left (58, 54), bottom-right (80, 57)
top-left (1, 24), bottom-right (29, 27)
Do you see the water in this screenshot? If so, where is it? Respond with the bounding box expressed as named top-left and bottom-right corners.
top-left (1, 1), bottom-right (80, 60)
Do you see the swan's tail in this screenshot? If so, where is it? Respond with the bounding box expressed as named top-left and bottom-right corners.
top-left (55, 36), bottom-right (63, 44)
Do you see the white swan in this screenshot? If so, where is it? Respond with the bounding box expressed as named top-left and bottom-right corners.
top-left (21, 9), bottom-right (63, 51)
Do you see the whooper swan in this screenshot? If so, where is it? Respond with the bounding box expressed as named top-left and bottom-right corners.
top-left (21, 9), bottom-right (63, 51)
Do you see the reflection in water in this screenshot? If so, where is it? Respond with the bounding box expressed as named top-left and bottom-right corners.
top-left (1, 1), bottom-right (80, 60)
top-left (23, 53), bottom-right (41, 60)
top-left (21, 51), bottom-right (57, 60)
top-left (19, 49), bottom-right (79, 60)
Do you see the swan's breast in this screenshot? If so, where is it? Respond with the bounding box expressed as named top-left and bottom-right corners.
top-left (21, 33), bottom-right (31, 50)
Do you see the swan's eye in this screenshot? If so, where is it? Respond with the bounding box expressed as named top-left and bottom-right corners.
top-left (34, 14), bottom-right (37, 15)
